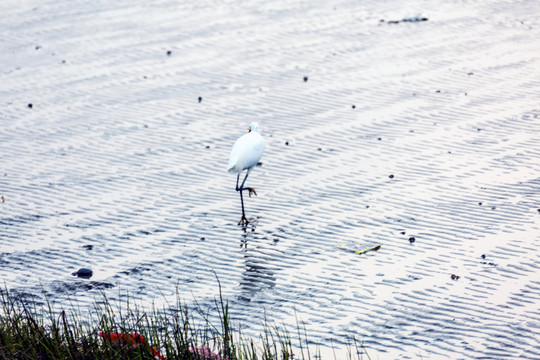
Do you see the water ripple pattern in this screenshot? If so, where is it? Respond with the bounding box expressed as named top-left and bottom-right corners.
top-left (1, 0), bottom-right (539, 359)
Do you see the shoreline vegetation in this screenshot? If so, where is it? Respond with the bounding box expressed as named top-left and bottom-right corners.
top-left (0, 284), bottom-right (370, 360)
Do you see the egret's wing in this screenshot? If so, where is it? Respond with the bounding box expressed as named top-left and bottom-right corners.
top-left (228, 133), bottom-right (264, 173)
top-left (241, 133), bottom-right (265, 170)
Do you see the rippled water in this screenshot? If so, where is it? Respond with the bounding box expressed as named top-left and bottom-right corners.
top-left (1, 0), bottom-right (539, 358)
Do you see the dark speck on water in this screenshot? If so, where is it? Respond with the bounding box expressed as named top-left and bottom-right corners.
top-left (72, 268), bottom-right (93, 279)
top-left (303, 76), bottom-right (308, 82)
top-left (256, 161), bottom-right (263, 166)
top-left (352, 105), bottom-right (356, 109)
top-left (167, 50), bottom-right (172, 56)
top-left (409, 236), bottom-right (416, 243)
top-left (200, 237), bottom-right (205, 241)
top-left (205, 145), bottom-right (210, 149)
top-left (82, 245), bottom-right (93, 250)
top-left (389, 174), bottom-right (394, 179)
top-left (451, 274), bottom-right (460, 280)
top-left (401, 231), bottom-right (406, 235)
top-left (479, 202), bottom-right (482, 205)
top-left (378, 137), bottom-right (382, 140)
top-left (285, 141), bottom-right (289, 145)
top-left (27, 103), bottom-right (33, 108)
top-left (481, 254), bottom-right (486, 259)
top-left (198, 96), bottom-right (202, 103)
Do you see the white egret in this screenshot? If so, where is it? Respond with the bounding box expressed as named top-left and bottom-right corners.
top-left (227, 122), bottom-right (265, 225)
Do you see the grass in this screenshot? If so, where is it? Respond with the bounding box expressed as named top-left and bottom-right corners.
top-left (0, 283), bottom-right (370, 360)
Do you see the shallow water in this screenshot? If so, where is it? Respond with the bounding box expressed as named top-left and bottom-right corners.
top-left (1, 0), bottom-right (539, 358)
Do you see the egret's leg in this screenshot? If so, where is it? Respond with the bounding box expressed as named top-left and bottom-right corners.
top-left (236, 170), bottom-right (254, 225)
top-left (236, 169), bottom-right (257, 197)
top-left (238, 187), bottom-right (249, 225)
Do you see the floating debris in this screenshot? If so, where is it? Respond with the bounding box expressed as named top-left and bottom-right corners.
top-left (303, 76), bottom-right (308, 82)
top-left (402, 14), bottom-right (429, 22)
top-left (338, 243), bottom-right (382, 255)
top-left (451, 274), bottom-right (460, 280)
top-left (408, 236), bottom-right (416, 243)
top-left (382, 14), bottom-right (428, 24)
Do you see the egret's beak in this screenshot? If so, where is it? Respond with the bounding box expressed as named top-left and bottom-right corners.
top-left (248, 127), bottom-right (251, 132)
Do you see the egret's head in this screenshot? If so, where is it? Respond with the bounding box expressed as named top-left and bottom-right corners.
top-left (248, 122), bottom-right (260, 133)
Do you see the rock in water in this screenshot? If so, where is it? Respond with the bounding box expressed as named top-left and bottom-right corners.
top-left (72, 268), bottom-right (93, 279)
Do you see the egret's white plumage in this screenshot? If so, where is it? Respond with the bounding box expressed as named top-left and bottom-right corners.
top-left (228, 122), bottom-right (265, 224)
top-left (228, 122), bottom-right (265, 174)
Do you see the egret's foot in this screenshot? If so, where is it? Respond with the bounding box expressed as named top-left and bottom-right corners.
top-left (238, 216), bottom-right (250, 225)
top-left (248, 188), bottom-right (257, 198)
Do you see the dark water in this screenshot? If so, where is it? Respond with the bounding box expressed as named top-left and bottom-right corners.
top-left (1, 0), bottom-right (539, 358)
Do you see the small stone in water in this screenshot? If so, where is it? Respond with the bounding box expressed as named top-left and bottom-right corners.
top-left (408, 236), bottom-right (415, 243)
top-left (481, 254), bottom-right (486, 259)
top-left (72, 268), bottom-right (93, 279)
top-left (27, 103), bottom-right (33, 108)
top-left (166, 50), bottom-right (172, 56)
top-left (285, 141), bottom-right (289, 145)
top-left (389, 174), bottom-right (394, 179)
top-left (303, 76), bottom-right (308, 82)
top-left (451, 274), bottom-right (460, 280)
